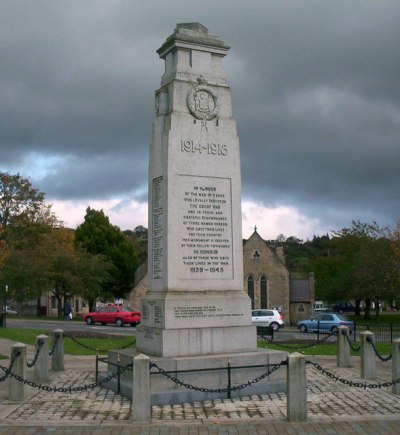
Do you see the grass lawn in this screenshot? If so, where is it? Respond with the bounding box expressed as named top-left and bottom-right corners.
top-left (0, 328), bottom-right (135, 357)
top-left (350, 313), bottom-right (400, 325)
top-left (258, 340), bottom-right (393, 356)
top-left (0, 327), bottom-right (395, 358)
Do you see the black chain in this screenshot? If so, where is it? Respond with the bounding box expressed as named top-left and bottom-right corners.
top-left (109, 362), bottom-right (133, 375)
top-left (49, 334), bottom-right (60, 356)
top-left (342, 330), bottom-right (361, 352)
top-left (366, 336), bottom-right (392, 361)
top-left (0, 349), bottom-right (21, 383)
top-left (149, 361), bottom-right (285, 393)
top-left (120, 362), bottom-right (133, 373)
top-left (267, 331), bottom-right (337, 351)
top-left (306, 359), bottom-right (399, 388)
top-left (2, 367), bottom-right (116, 393)
top-left (64, 335), bottom-right (136, 353)
top-left (27, 339), bottom-right (44, 368)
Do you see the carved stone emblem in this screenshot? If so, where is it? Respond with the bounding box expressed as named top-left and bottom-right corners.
top-left (187, 77), bottom-right (219, 121)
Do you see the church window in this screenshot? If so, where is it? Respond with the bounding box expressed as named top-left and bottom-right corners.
top-left (260, 275), bottom-right (268, 308)
top-left (247, 275), bottom-right (255, 309)
top-left (252, 250), bottom-right (261, 259)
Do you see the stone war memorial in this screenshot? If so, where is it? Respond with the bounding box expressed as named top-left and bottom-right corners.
top-left (137, 22), bottom-right (254, 357)
top-left (108, 22), bottom-right (286, 406)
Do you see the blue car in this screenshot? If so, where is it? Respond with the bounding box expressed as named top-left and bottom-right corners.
top-left (297, 313), bottom-right (354, 333)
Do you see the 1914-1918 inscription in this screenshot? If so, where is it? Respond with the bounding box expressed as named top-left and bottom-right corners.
top-left (179, 175), bottom-right (233, 280)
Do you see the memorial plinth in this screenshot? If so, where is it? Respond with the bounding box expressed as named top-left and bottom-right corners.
top-left (136, 23), bottom-right (256, 357)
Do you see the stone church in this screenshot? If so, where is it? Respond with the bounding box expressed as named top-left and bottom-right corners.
top-left (129, 228), bottom-right (314, 326)
top-left (243, 228), bottom-right (290, 322)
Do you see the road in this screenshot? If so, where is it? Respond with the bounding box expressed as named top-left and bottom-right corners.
top-left (2, 317), bottom-right (137, 336)
top-left (3, 318), bottom-right (313, 340)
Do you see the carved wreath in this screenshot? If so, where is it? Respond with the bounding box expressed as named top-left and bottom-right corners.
top-left (187, 82), bottom-right (219, 121)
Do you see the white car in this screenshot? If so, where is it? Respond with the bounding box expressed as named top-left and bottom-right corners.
top-left (3, 306), bottom-right (17, 315)
top-left (251, 309), bottom-right (284, 331)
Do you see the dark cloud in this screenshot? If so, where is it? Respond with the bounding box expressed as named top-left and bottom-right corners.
top-left (1, 0), bottom-right (399, 234)
top-left (36, 151), bottom-right (148, 200)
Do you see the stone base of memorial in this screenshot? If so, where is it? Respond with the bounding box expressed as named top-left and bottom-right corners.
top-left (136, 290), bottom-right (256, 357)
top-left (105, 347), bottom-right (287, 406)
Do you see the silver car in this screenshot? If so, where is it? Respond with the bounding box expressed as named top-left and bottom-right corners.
top-left (297, 313), bottom-right (354, 333)
top-left (251, 309), bottom-right (284, 331)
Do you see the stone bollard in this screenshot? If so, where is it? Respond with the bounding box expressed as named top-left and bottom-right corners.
top-left (9, 342), bottom-right (26, 401)
top-left (337, 326), bottom-right (351, 368)
top-left (34, 334), bottom-right (49, 383)
top-left (51, 329), bottom-right (64, 371)
top-left (361, 331), bottom-right (376, 380)
top-left (287, 352), bottom-right (307, 422)
top-left (392, 338), bottom-right (400, 395)
top-left (131, 353), bottom-right (151, 422)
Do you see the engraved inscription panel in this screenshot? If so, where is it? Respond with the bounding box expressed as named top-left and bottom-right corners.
top-left (174, 305), bottom-right (244, 320)
top-left (152, 176), bottom-right (164, 279)
top-left (179, 175), bottom-right (233, 280)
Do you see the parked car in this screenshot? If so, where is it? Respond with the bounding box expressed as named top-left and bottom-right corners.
top-left (314, 301), bottom-right (330, 312)
top-left (251, 309), bottom-right (284, 331)
top-left (2, 306), bottom-right (17, 315)
top-left (332, 302), bottom-right (355, 314)
top-left (297, 313), bottom-right (354, 333)
top-left (83, 305), bottom-right (141, 327)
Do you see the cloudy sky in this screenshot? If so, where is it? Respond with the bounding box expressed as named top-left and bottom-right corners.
top-left (1, 0), bottom-right (399, 240)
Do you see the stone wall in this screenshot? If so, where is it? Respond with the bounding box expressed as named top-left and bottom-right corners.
top-left (289, 302), bottom-right (313, 325)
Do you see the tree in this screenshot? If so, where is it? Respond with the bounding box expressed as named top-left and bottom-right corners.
top-left (75, 208), bottom-right (139, 299)
top-left (0, 226), bottom-right (7, 268)
top-left (0, 173), bottom-right (117, 316)
top-left (275, 234), bottom-right (286, 244)
top-left (74, 248), bottom-right (113, 312)
top-left (384, 223), bottom-right (400, 309)
top-left (314, 221), bottom-right (393, 319)
top-left (1, 241), bottom-right (49, 307)
top-left (0, 172), bottom-right (56, 228)
top-left (0, 173), bottom-right (59, 313)
top-left (0, 225), bottom-right (73, 314)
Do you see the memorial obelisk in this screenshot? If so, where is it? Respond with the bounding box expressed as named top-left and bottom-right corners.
top-left (137, 23), bottom-right (257, 357)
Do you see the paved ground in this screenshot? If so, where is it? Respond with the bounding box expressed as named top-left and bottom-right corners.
top-left (1, 338), bottom-right (400, 434)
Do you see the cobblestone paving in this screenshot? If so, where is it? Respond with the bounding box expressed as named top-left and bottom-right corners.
top-left (2, 362), bottom-right (400, 423)
top-left (4, 370), bottom-right (131, 422)
top-left (2, 344), bottom-right (400, 434)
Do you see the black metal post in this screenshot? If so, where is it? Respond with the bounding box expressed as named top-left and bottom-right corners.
top-left (227, 358), bottom-right (231, 399)
top-left (117, 353), bottom-right (121, 394)
top-left (95, 352), bottom-right (99, 384)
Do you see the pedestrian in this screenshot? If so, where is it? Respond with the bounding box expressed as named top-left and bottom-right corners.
top-left (63, 300), bottom-right (72, 320)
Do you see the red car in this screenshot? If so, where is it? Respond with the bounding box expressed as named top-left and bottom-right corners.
top-left (83, 305), bottom-right (141, 327)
